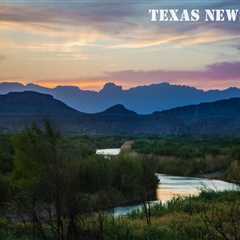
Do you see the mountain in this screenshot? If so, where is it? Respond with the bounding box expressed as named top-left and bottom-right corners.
top-left (151, 98), bottom-right (240, 136)
top-left (0, 91), bottom-right (85, 133)
top-left (0, 91), bottom-right (82, 116)
top-left (2, 82), bottom-right (240, 114)
top-left (97, 104), bottom-right (137, 117)
top-left (1, 91), bottom-right (240, 136)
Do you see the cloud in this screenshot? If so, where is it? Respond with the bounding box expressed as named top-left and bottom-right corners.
top-left (103, 61), bottom-right (240, 86)
top-left (0, 4), bottom-right (110, 52)
top-left (1, 1), bottom-right (240, 50)
top-left (0, 54), bottom-right (6, 62)
top-left (0, 41), bottom-right (89, 60)
top-left (0, 5), bottom-right (57, 24)
top-left (32, 61), bottom-right (240, 90)
top-left (1, 59), bottom-right (236, 91)
top-left (0, 3), bottom-right (136, 36)
top-left (109, 29), bottom-right (240, 49)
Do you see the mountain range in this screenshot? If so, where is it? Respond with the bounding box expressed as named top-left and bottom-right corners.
top-left (1, 82), bottom-right (240, 114)
top-left (1, 91), bottom-right (240, 136)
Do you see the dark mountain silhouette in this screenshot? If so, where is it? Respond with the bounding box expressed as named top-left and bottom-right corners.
top-left (2, 82), bottom-right (240, 114)
top-left (0, 91), bottom-right (85, 133)
top-left (1, 91), bottom-right (240, 136)
top-left (0, 91), bottom-right (82, 116)
top-left (97, 104), bottom-right (137, 117)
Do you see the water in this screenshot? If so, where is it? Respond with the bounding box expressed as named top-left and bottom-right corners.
top-left (156, 174), bottom-right (239, 203)
top-left (96, 148), bottom-right (121, 156)
top-left (96, 148), bottom-right (240, 216)
top-left (114, 174), bottom-right (239, 216)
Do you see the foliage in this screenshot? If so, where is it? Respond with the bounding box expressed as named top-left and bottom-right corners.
top-left (0, 129), bottom-right (239, 239)
top-left (132, 137), bottom-right (240, 176)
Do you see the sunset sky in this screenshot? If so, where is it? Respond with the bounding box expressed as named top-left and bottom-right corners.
top-left (0, 0), bottom-right (240, 90)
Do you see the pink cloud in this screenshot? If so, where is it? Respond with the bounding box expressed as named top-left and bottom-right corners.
top-left (16, 61), bottom-right (240, 91)
top-left (105, 61), bottom-right (240, 84)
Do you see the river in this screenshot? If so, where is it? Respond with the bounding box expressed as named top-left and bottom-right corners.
top-left (96, 148), bottom-right (240, 216)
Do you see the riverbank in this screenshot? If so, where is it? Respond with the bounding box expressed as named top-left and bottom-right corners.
top-left (118, 140), bottom-right (227, 181)
top-left (2, 191), bottom-right (239, 240)
top-left (198, 170), bottom-right (226, 179)
top-left (131, 137), bottom-right (240, 179)
top-left (106, 191), bottom-right (240, 240)
top-left (112, 173), bottom-right (240, 216)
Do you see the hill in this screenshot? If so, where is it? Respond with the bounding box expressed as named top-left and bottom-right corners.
top-left (1, 91), bottom-right (240, 136)
top-left (0, 91), bottom-right (84, 133)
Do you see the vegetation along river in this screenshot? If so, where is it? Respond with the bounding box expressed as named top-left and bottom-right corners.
top-left (96, 148), bottom-right (240, 216)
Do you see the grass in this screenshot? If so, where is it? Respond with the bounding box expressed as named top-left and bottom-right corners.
top-left (0, 191), bottom-right (239, 240)
top-left (103, 191), bottom-right (240, 240)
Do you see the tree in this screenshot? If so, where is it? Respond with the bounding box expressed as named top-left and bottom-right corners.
top-left (11, 122), bottom-right (86, 240)
top-left (138, 156), bottom-right (158, 225)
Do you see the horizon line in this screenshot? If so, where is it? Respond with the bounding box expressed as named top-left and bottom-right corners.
top-left (0, 80), bottom-right (239, 93)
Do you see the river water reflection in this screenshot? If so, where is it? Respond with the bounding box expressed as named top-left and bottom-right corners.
top-left (156, 174), bottom-right (239, 203)
top-left (114, 174), bottom-right (240, 216)
top-left (96, 149), bottom-right (240, 216)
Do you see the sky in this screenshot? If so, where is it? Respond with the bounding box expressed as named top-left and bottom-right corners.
top-left (0, 0), bottom-right (240, 90)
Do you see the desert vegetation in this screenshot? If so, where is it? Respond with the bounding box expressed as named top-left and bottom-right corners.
top-left (0, 126), bottom-right (239, 239)
top-left (133, 137), bottom-right (240, 179)
top-left (0, 123), bottom-right (157, 240)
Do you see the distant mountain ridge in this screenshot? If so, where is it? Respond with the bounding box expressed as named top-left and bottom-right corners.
top-left (1, 91), bottom-right (240, 136)
top-left (0, 91), bottom-right (84, 133)
top-left (0, 91), bottom-right (82, 116)
top-left (1, 82), bottom-right (240, 114)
